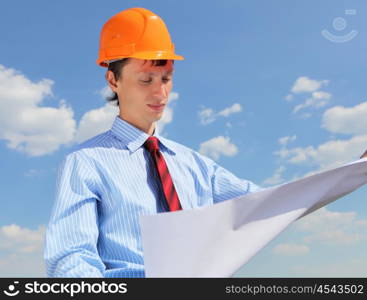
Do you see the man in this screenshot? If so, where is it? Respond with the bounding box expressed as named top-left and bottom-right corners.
top-left (44, 7), bottom-right (260, 278)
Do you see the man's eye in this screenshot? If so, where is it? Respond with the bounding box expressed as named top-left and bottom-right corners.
top-left (140, 78), bottom-right (171, 84)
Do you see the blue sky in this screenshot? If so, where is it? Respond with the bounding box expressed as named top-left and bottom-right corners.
top-left (0, 0), bottom-right (366, 277)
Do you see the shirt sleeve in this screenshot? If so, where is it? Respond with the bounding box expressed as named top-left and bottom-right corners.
top-left (44, 151), bottom-right (106, 277)
top-left (211, 161), bottom-right (262, 204)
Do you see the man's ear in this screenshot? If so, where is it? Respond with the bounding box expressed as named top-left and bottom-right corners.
top-left (106, 70), bottom-right (118, 92)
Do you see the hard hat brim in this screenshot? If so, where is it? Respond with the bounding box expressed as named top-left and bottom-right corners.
top-left (132, 51), bottom-right (184, 61)
top-left (97, 51), bottom-right (184, 67)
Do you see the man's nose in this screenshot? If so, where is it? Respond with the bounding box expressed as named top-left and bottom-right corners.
top-left (153, 81), bottom-right (168, 99)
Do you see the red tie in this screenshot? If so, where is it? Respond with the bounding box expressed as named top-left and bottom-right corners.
top-left (144, 136), bottom-right (182, 211)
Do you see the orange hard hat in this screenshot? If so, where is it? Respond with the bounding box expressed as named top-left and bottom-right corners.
top-left (97, 7), bottom-right (184, 67)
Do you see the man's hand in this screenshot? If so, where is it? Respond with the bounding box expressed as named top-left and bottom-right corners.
top-left (360, 150), bottom-right (367, 159)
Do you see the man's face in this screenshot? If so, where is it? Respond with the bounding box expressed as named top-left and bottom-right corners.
top-left (108, 58), bottom-right (174, 132)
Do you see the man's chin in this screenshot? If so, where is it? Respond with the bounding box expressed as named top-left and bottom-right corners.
top-left (151, 111), bottom-right (164, 120)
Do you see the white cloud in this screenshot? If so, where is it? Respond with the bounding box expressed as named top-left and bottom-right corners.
top-left (300, 112), bottom-right (312, 119)
top-left (297, 208), bottom-right (359, 231)
top-left (312, 91), bottom-right (331, 100)
top-left (291, 76), bottom-right (329, 94)
top-left (290, 259), bottom-right (367, 277)
top-left (24, 168), bottom-right (44, 177)
top-left (278, 135), bottom-right (297, 146)
top-left (199, 136), bottom-right (238, 160)
top-left (0, 224), bottom-right (45, 276)
top-left (322, 102), bottom-right (367, 135)
top-left (218, 103), bottom-right (242, 117)
top-left (199, 103), bottom-right (242, 125)
top-left (275, 100), bottom-right (367, 177)
top-left (293, 91), bottom-right (331, 114)
top-left (284, 94), bottom-right (293, 102)
top-left (225, 122), bottom-right (233, 128)
top-left (0, 69), bottom-right (181, 154)
top-left (0, 65), bottom-right (76, 156)
top-left (0, 224), bottom-right (45, 253)
top-left (99, 85), bottom-right (114, 99)
top-left (157, 92), bottom-right (179, 134)
top-left (264, 208), bottom-right (367, 277)
top-left (75, 103), bottom-right (118, 143)
top-left (286, 76), bottom-right (331, 116)
top-left (303, 229), bottom-right (364, 245)
top-left (295, 207), bottom-right (367, 245)
top-left (273, 243), bottom-right (310, 256)
top-left (198, 108), bottom-right (215, 125)
top-left (274, 134), bottom-right (367, 170)
top-left (262, 165), bottom-right (286, 185)
top-left (0, 252), bottom-right (45, 277)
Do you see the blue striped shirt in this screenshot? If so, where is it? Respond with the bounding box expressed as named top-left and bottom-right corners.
top-left (44, 116), bottom-right (260, 277)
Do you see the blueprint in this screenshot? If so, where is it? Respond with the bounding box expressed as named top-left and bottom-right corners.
top-left (140, 158), bottom-right (367, 277)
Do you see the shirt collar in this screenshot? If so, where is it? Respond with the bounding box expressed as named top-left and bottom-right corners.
top-left (110, 116), bottom-right (176, 154)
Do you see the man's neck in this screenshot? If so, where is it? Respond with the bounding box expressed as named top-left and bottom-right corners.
top-left (118, 114), bottom-right (155, 136)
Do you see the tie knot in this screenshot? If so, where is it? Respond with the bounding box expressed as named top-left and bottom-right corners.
top-left (144, 136), bottom-right (160, 152)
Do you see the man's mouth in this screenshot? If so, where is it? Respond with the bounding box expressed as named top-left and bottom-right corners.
top-left (147, 104), bottom-right (165, 111)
